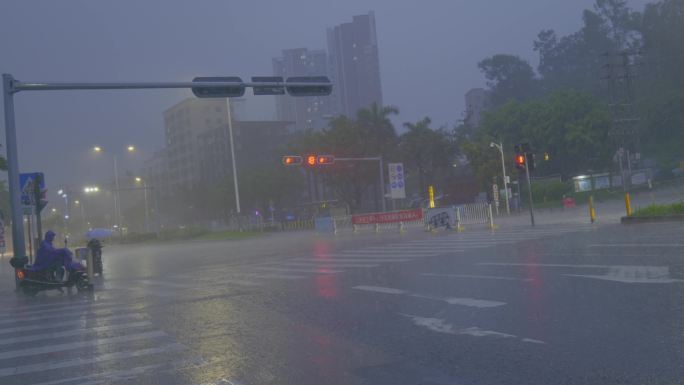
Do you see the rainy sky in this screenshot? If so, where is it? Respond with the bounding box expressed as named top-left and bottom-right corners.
top-left (0, 0), bottom-right (649, 193)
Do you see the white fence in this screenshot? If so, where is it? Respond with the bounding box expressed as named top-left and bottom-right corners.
top-left (327, 203), bottom-right (495, 234)
top-left (457, 203), bottom-right (494, 226)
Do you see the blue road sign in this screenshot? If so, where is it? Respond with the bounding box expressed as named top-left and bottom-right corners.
top-left (20, 172), bottom-right (46, 208)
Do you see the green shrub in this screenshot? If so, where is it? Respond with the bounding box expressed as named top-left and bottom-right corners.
top-left (634, 201), bottom-right (684, 217)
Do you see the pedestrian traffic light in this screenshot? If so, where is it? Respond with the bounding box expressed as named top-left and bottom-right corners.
top-left (316, 155), bottom-right (335, 165)
top-left (514, 153), bottom-right (526, 171)
top-left (282, 155), bottom-right (302, 166)
top-left (306, 155), bottom-right (317, 167)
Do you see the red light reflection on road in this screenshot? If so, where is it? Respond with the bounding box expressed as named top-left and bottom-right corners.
top-left (523, 245), bottom-right (549, 342)
top-left (316, 273), bottom-right (338, 298)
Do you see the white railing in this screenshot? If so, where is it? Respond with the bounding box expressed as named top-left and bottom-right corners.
top-left (457, 203), bottom-right (491, 225)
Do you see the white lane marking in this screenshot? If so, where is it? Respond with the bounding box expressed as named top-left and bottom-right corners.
top-left (0, 330), bottom-right (167, 360)
top-left (564, 266), bottom-right (683, 284)
top-left (401, 314), bottom-right (545, 344)
top-left (0, 321), bottom-right (153, 346)
top-left (589, 244), bottom-right (684, 248)
top-left (0, 343), bottom-right (185, 378)
top-left (411, 294), bottom-right (506, 308)
top-left (352, 286), bottom-right (407, 295)
top-left (353, 286), bottom-right (506, 308)
top-left (255, 267), bottom-right (342, 274)
top-left (0, 313), bottom-right (147, 335)
top-left (277, 262), bottom-right (380, 268)
top-left (421, 273), bottom-right (532, 282)
top-left (290, 257), bottom-right (412, 263)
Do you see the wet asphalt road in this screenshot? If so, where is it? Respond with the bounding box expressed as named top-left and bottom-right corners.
top-left (2, 221), bottom-right (684, 385)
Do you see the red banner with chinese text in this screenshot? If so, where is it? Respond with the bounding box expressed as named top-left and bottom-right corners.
top-left (351, 209), bottom-right (423, 225)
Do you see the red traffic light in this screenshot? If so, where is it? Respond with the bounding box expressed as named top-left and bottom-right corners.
top-left (515, 154), bottom-right (526, 170)
top-left (306, 155), bottom-right (317, 167)
top-left (316, 155), bottom-right (335, 165)
top-left (282, 156), bottom-right (303, 166)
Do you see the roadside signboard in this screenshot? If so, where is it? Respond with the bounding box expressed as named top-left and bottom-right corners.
top-left (20, 172), bottom-right (46, 208)
top-left (426, 207), bottom-right (457, 229)
top-left (388, 163), bottom-right (406, 199)
top-left (352, 209), bottom-right (422, 225)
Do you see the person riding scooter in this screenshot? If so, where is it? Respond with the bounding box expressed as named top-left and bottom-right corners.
top-left (34, 231), bottom-right (82, 281)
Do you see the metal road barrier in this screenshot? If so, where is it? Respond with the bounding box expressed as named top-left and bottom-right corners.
top-left (455, 203), bottom-right (495, 229)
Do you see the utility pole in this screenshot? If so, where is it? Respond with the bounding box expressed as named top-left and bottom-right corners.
top-left (524, 152), bottom-right (535, 227)
top-left (603, 50), bottom-right (641, 194)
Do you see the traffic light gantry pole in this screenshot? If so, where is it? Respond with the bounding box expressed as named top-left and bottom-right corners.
top-left (3, 74), bottom-right (332, 260)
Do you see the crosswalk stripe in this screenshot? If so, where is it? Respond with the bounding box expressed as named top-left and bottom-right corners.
top-left (254, 267), bottom-right (343, 274)
top-left (277, 262), bottom-right (381, 268)
top-left (0, 300), bottom-right (120, 320)
top-left (29, 356), bottom-right (208, 385)
top-left (337, 250), bottom-right (439, 255)
top-left (0, 343), bottom-right (185, 378)
top-left (241, 273), bottom-right (307, 280)
top-left (137, 280), bottom-right (195, 289)
top-left (319, 253), bottom-right (437, 258)
top-left (290, 257), bottom-right (412, 263)
top-left (0, 321), bottom-right (153, 346)
top-left (0, 298), bottom-right (120, 314)
top-left (0, 330), bottom-right (167, 360)
top-left (421, 273), bottom-right (532, 282)
top-left (0, 313), bottom-right (147, 335)
top-left (0, 304), bottom-right (144, 326)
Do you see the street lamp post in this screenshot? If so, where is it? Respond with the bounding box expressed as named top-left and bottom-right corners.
top-left (226, 99), bottom-right (241, 226)
top-left (135, 177), bottom-right (150, 233)
top-left (490, 142), bottom-right (511, 215)
top-left (94, 145), bottom-right (136, 233)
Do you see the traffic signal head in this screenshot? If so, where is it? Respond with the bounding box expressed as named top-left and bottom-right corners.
top-left (514, 154), bottom-right (526, 170)
top-left (192, 77), bottom-right (245, 98)
top-left (316, 155), bottom-right (335, 165)
top-left (282, 155), bottom-right (303, 166)
top-left (306, 155), bottom-right (317, 167)
top-left (286, 76), bottom-right (333, 97)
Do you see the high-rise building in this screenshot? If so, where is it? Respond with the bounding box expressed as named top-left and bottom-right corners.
top-left (272, 48), bottom-right (332, 131)
top-left (161, 98), bottom-right (245, 192)
top-left (327, 11), bottom-right (383, 118)
top-left (464, 88), bottom-right (491, 128)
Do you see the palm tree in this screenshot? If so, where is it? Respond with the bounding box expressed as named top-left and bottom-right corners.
top-left (356, 103), bottom-right (399, 158)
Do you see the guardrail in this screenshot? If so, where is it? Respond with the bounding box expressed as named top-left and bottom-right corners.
top-left (457, 202), bottom-right (494, 228)
top-left (310, 203), bottom-right (496, 235)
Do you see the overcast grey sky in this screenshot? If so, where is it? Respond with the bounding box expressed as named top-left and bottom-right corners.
top-left (0, 0), bottom-right (649, 193)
